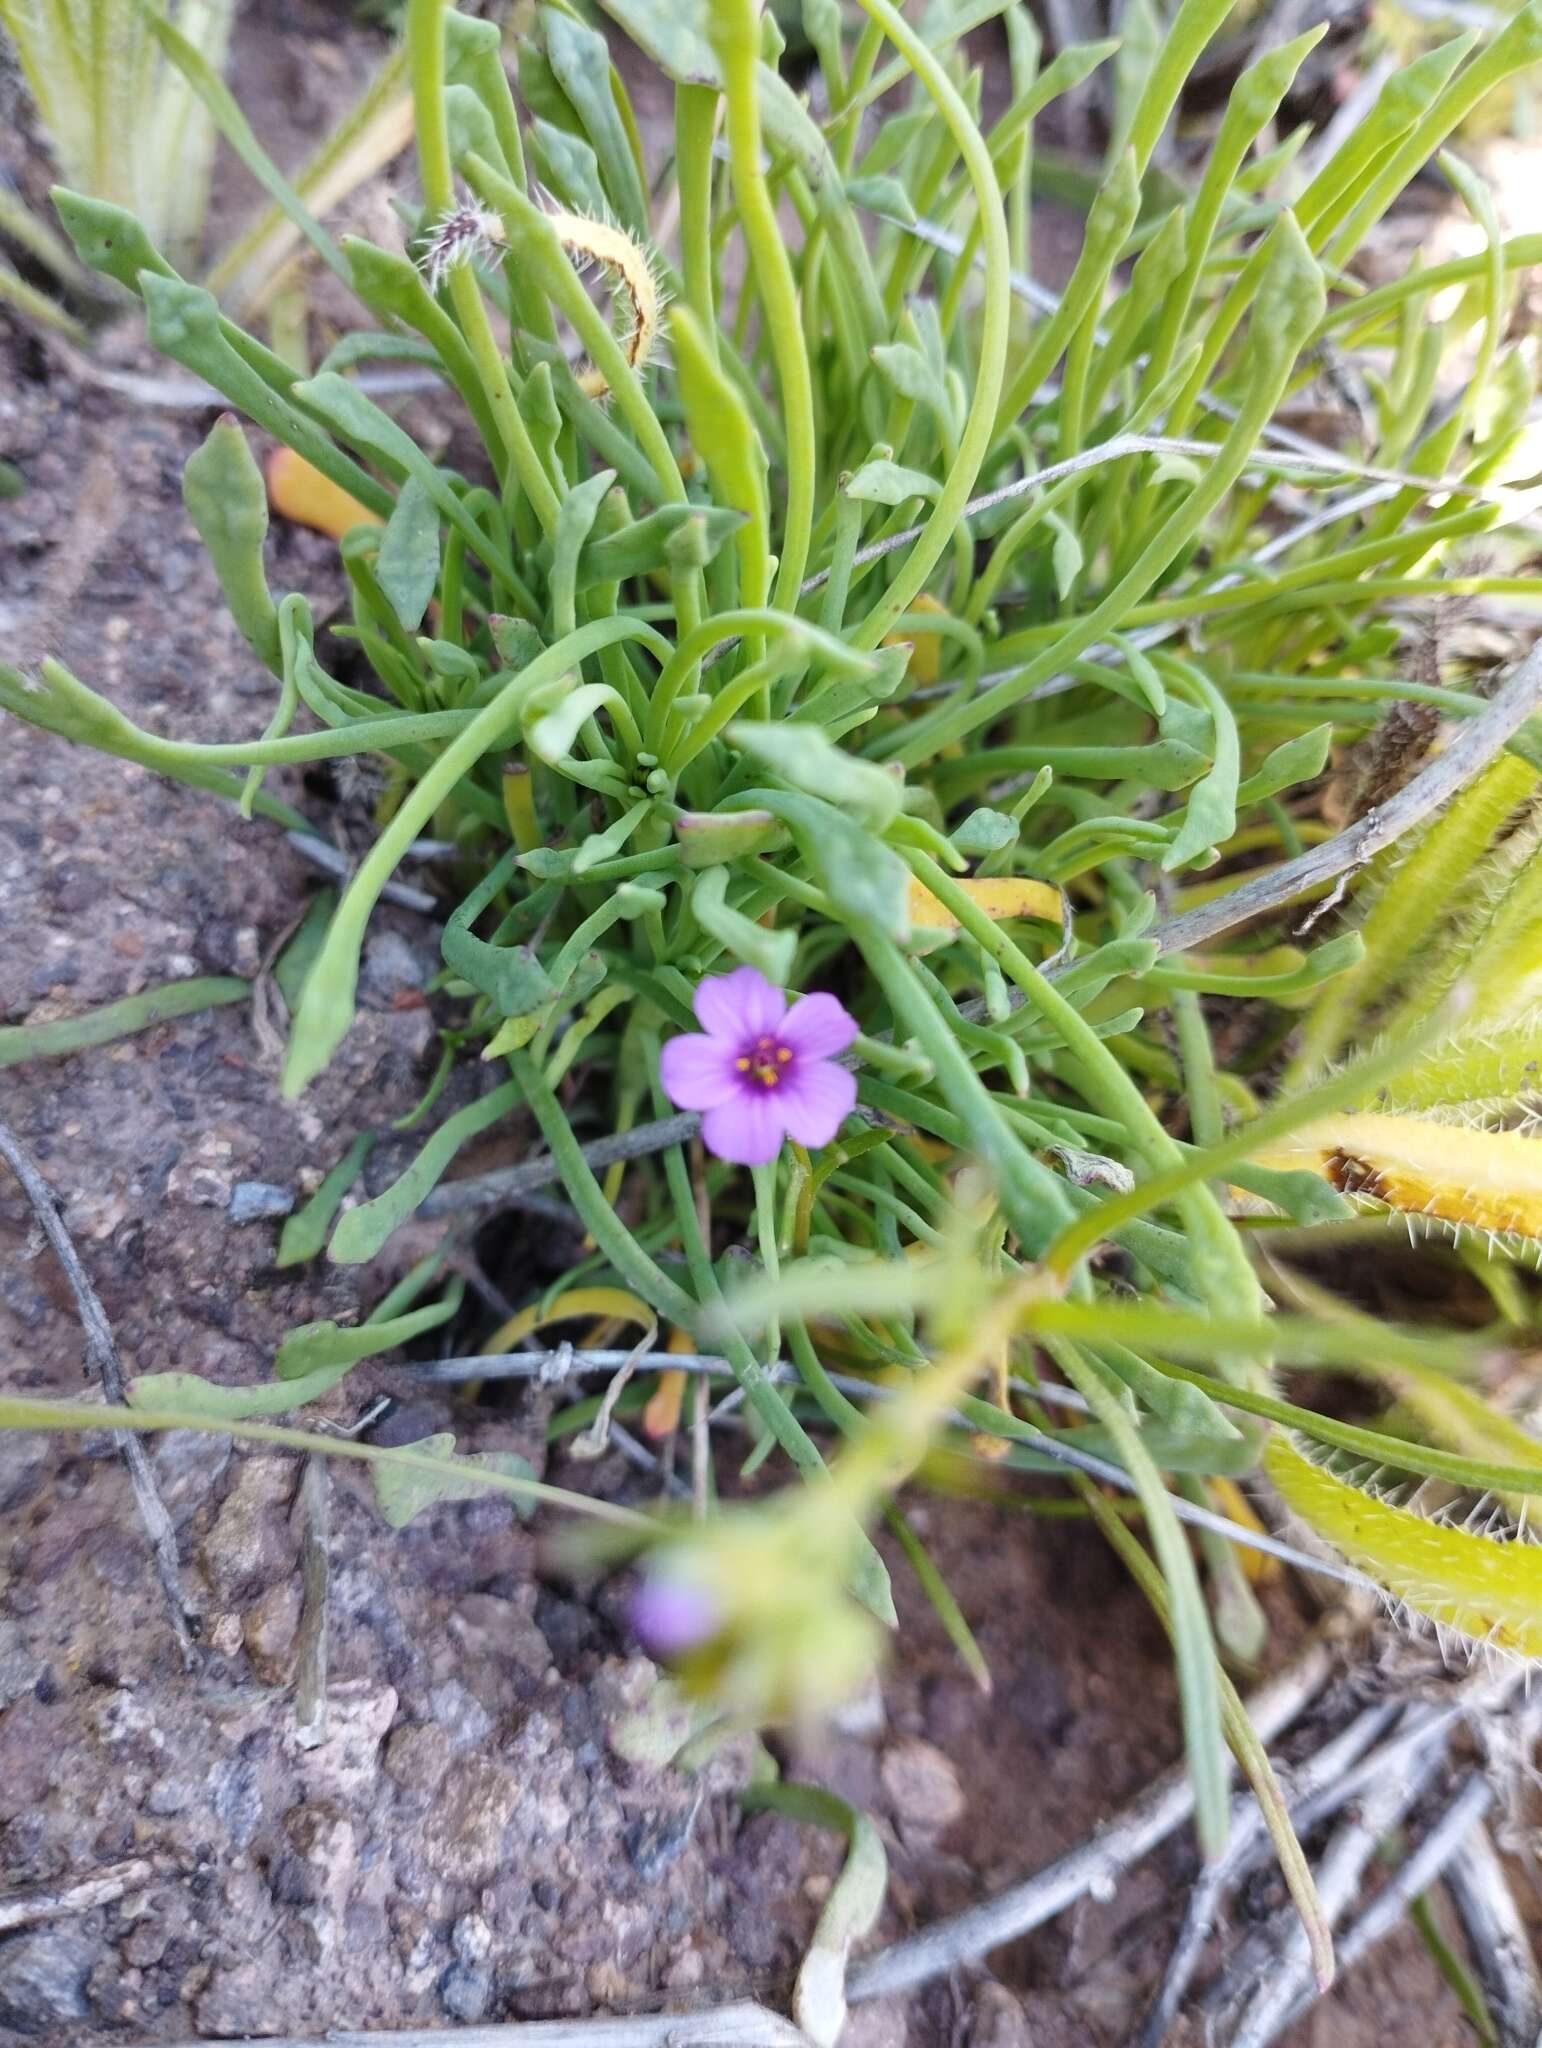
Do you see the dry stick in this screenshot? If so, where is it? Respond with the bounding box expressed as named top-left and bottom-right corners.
top-left (1149, 638), bottom-right (1542, 956)
top-left (1130, 1693), bottom-right (1465, 2045)
top-left (607, 1416), bottom-right (692, 1500)
top-left (418, 1111), bottom-right (701, 1219)
top-left (692, 1373), bottom-right (710, 1519)
top-left (810, 449), bottom-right (1501, 600)
top-left (1267, 1773), bottom-right (1497, 2046)
top-left (408, 1351), bottom-right (1372, 1595)
top-left (0, 1113), bottom-right (197, 1667)
top-left (1201, 1686), bottom-right (1496, 2003)
top-left (0, 1859), bottom-right (154, 1936)
top-left (139, 2005), bottom-right (808, 2048)
top-left (1220, 1729), bottom-right (1460, 2048)
top-left (1444, 1820), bottom-right (1542, 2048)
top-left (1130, 1698), bottom-right (1403, 2048)
top-left (953, 476), bottom-right (1402, 722)
top-left (847, 1637), bottom-right (1334, 2004)
top-left (284, 830), bottom-right (437, 913)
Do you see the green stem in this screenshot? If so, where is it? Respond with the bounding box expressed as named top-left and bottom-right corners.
top-left (405, 0), bottom-right (560, 535)
top-left (713, 0), bottom-right (816, 606)
top-left (850, 928), bottom-right (1071, 1257)
top-left (849, 0), bottom-right (1011, 648)
top-left (675, 82), bottom-right (720, 357)
top-left (282, 618), bottom-right (666, 1097)
top-left (902, 850), bottom-right (1263, 1363)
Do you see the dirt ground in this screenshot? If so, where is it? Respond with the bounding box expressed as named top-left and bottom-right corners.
top-left (0, 6), bottom-right (1479, 2044)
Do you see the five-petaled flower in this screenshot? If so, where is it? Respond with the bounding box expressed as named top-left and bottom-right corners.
top-left (659, 965), bottom-right (858, 1166)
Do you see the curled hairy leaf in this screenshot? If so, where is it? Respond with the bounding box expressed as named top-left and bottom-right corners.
top-left (1266, 1435), bottom-right (1542, 1658)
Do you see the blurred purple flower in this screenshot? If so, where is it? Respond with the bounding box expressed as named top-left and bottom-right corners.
top-left (629, 1572), bottom-right (719, 1659)
top-left (659, 966), bottom-right (858, 1166)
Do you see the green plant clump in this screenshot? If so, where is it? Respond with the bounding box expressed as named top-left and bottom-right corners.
top-left (8, 0), bottom-right (1542, 1933)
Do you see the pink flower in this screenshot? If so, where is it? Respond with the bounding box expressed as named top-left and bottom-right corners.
top-left (629, 1572), bottom-right (718, 1660)
top-left (659, 965), bottom-right (858, 1166)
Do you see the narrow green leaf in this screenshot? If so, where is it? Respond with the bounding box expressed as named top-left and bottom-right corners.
top-left (330, 1085), bottom-right (523, 1266)
top-left (0, 977), bottom-right (249, 1070)
top-left (277, 1132), bottom-right (376, 1269)
top-left (541, 5), bottom-right (649, 233)
top-left (274, 1287), bottom-right (463, 1380)
top-left (128, 1361), bottom-right (353, 1419)
top-left (728, 723), bottom-right (901, 831)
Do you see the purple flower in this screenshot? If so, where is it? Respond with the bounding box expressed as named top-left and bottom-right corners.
top-left (629, 1572), bottom-right (719, 1659)
top-left (659, 965), bottom-right (858, 1166)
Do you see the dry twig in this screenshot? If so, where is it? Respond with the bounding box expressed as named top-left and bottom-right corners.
top-left (1131, 1699), bottom-right (1403, 2048)
top-left (0, 1859), bottom-right (153, 1935)
top-left (847, 1638), bottom-right (1335, 2004)
top-left (1295, 1774), bottom-right (1495, 2005)
top-left (1444, 1820), bottom-right (1542, 2048)
top-left (0, 1112), bottom-right (196, 1665)
top-left (142, 2004), bottom-right (807, 2047)
top-left (1216, 1673), bottom-right (1531, 2048)
top-left (1219, 1733), bottom-right (1452, 2048)
top-left (1149, 640), bottom-right (1542, 956)
top-left (409, 1351), bottom-right (1370, 1594)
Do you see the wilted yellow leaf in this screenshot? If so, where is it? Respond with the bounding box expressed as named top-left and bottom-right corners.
top-left (643, 1328), bottom-right (694, 1439)
top-left (1211, 1476), bottom-right (1280, 1583)
top-left (883, 590), bottom-right (949, 685)
top-left (266, 446), bottom-right (383, 538)
top-left (1257, 1111), bottom-right (1542, 1241)
top-left (487, 1285), bottom-right (654, 1353)
top-left (907, 873), bottom-right (1063, 935)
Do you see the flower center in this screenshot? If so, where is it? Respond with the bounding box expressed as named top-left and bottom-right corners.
top-left (735, 1034), bottom-right (794, 1089)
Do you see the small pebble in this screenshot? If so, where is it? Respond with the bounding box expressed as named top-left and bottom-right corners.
top-left (364, 930), bottom-right (429, 997)
top-left (440, 1962), bottom-right (492, 2023)
top-left (228, 1180), bottom-right (294, 1225)
top-left (880, 1737), bottom-right (965, 1830)
top-left (0, 1930), bottom-right (96, 2030)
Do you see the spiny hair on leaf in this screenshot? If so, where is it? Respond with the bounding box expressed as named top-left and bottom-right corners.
top-left (1267, 1432), bottom-right (1542, 1668)
top-left (417, 190), bottom-right (667, 400)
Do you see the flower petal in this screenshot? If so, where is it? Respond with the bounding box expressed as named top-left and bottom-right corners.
top-left (659, 1033), bottom-right (743, 1111)
top-left (702, 1089), bottom-right (786, 1166)
top-left (694, 964), bottom-right (786, 1041)
top-left (778, 1057), bottom-right (857, 1150)
top-left (630, 1572), bottom-right (718, 1658)
top-left (781, 990), bottom-right (858, 1060)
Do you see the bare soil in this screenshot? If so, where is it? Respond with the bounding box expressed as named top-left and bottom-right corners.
top-left (0, 8), bottom-right (1470, 2044)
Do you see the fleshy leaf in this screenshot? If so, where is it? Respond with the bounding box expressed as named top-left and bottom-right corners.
top-left (371, 1432), bottom-right (537, 1527)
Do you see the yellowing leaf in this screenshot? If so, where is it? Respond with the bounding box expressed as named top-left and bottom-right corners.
top-left (1257, 1111), bottom-right (1542, 1242)
top-left (1266, 1435), bottom-right (1542, 1657)
top-left (883, 590), bottom-right (948, 686)
top-left (1211, 1476), bottom-right (1279, 1584)
top-left (906, 874), bottom-right (1062, 934)
top-left (644, 1326), bottom-right (694, 1439)
top-left (487, 1285), bottom-right (655, 1354)
top-left (266, 445), bottom-right (383, 538)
